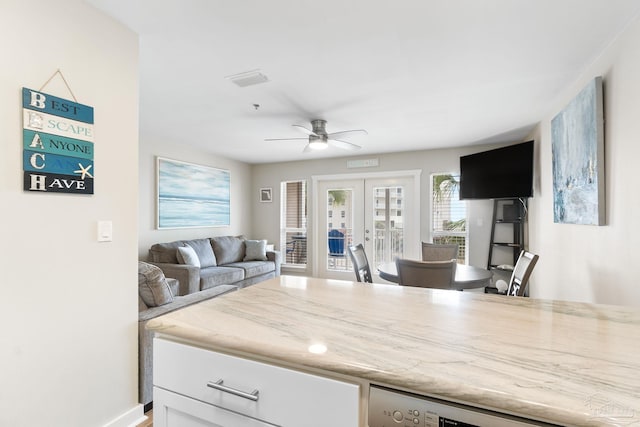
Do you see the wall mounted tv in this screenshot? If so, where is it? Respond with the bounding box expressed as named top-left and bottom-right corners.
top-left (459, 140), bottom-right (534, 200)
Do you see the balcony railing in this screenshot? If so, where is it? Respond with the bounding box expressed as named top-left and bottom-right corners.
top-left (284, 228), bottom-right (407, 272)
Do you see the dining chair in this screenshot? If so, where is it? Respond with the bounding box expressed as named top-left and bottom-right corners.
top-left (506, 250), bottom-right (539, 296)
top-left (486, 250), bottom-right (539, 296)
top-left (395, 258), bottom-right (457, 289)
top-left (347, 244), bottom-right (373, 283)
top-left (421, 242), bottom-right (459, 261)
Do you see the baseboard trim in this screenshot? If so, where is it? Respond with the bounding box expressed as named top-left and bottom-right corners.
top-left (103, 404), bottom-right (146, 427)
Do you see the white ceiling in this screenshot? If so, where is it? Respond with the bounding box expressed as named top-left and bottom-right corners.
top-left (87, 0), bottom-right (640, 164)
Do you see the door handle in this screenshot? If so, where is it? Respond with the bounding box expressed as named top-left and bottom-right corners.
top-left (207, 379), bottom-right (260, 401)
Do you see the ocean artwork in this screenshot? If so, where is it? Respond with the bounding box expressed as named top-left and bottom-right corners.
top-left (157, 157), bottom-right (230, 228)
top-left (551, 77), bottom-right (605, 225)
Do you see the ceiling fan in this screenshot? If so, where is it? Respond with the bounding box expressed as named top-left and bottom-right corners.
top-left (265, 119), bottom-right (367, 152)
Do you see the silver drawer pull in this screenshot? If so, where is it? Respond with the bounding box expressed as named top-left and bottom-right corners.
top-left (207, 379), bottom-right (260, 401)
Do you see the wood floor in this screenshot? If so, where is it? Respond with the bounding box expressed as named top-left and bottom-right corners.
top-left (136, 410), bottom-right (153, 427)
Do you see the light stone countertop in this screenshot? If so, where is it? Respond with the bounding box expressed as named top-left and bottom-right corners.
top-left (147, 275), bottom-right (640, 426)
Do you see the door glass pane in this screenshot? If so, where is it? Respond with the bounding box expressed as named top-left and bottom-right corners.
top-left (281, 181), bottom-right (307, 266)
top-left (327, 188), bottom-right (352, 271)
top-left (372, 186), bottom-right (404, 266)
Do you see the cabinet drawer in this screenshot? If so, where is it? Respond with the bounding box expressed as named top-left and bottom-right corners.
top-left (154, 338), bottom-right (359, 426)
top-left (153, 387), bottom-right (277, 427)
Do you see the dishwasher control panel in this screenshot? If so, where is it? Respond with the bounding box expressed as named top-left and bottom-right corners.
top-left (368, 385), bottom-right (555, 427)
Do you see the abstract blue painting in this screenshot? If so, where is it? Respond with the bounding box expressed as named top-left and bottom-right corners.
top-left (551, 77), bottom-right (605, 225)
top-left (157, 157), bottom-right (230, 229)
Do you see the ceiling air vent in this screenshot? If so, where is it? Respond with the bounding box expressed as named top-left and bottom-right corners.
top-left (226, 70), bottom-right (269, 87)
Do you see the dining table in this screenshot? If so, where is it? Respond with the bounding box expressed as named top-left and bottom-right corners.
top-left (377, 261), bottom-right (493, 290)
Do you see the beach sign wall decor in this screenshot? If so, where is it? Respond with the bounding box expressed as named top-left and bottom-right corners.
top-left (22, 87), bottom-right (95, 194)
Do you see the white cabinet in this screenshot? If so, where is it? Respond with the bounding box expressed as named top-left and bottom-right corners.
top-left (154, 388), bottom-right (276, 427)
top-left (153, 338), bottom-right (360, 427)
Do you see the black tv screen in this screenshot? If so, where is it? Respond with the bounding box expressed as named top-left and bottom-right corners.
top-left (459, 141), bottom-right (534, 200)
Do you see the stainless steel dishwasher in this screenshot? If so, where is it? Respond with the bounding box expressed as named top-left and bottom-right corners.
top-left (368, 385), bottom-right (559, 427)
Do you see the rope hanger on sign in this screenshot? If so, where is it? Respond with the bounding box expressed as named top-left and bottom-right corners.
top-left (38, 69), bottom-right (78, 102)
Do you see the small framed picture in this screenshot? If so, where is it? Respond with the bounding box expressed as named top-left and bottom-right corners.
top-left (260, 187), bottom-right (272, 203)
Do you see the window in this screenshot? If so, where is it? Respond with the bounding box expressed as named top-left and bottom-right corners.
top-left (430, 173), bottom-right (467, 263)
top-left (280, 180), bottom-right (307, 267)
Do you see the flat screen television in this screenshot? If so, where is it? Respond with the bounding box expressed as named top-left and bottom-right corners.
top-left (459, 140), bottom-right (534, 200)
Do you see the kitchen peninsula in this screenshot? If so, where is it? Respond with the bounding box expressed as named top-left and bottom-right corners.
top-left (147, 276), bottom-right (640, 426)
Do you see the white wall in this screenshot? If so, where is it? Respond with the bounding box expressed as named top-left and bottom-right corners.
top-left (250, 145), bottom-right (504, 273)
top-left (0, 1), bottom-right (141, 426)
top-left (138, 138), bottom-right (253, 259)
top-left (528, 13), bottom-right (640, 306)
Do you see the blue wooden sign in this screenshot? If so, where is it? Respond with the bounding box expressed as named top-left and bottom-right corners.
top-left (23, 129), bottom-right (94, 160)
top-left (22, 87), bottom-right (94, 195)
top-left (23, 150), bottom-right (94, 177)
top-left (22, 87), bottom-right (94, 123)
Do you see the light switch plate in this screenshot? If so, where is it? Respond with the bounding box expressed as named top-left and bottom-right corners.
top-left (98, 220), bottom-right (113, 242)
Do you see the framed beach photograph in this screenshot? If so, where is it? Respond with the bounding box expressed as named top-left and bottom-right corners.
top-left (156, 157), bottom-right (230, 229)
top-left (260, 187), bottom-right (272, 203)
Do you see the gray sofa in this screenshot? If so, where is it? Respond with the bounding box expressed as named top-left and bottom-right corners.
top-left (148, 235), bottom-right (281, 295)
top-left (138, 235), bottom-right (281, 408)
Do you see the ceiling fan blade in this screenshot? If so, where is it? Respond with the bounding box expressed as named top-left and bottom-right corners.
top-left (293, 124), bottom-right (317, 136)
top-left (326, 129), bottom-right (368, 140)
top-left (328, 138), bottom-right (362, 151)
top-left (264, 137), bottom-right (308, 141)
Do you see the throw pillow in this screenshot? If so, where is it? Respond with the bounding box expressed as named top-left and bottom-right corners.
top-left (244, 239), bottom-right (268, 261)
top-left (176, 245), bottom-right (201, 267)
top-left (184, 238), bottom-right (216, 267)
top-left (138, 262), bottom-right (174, 307)
top-left (212, 235), bottom-right (246, 265)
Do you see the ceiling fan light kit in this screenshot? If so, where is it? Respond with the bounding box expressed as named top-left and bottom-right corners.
top-left (308, 136), bottom-right (328, 150)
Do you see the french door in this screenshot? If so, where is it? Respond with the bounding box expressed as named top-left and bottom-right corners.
top-left (313, 171), bottom-right (420, 281)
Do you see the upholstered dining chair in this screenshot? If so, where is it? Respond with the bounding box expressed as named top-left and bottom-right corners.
top-left (395, 258), bottom-right (457, 289)
top-left (421, 242), bottom-right (459, 262)
top-left (347, 244), bottom-right (373, 283)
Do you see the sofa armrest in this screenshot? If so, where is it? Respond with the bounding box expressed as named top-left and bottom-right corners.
top-left (266, 250), bottom-right (281, 276)
top-left (149, 262), bottom-right (200, 295)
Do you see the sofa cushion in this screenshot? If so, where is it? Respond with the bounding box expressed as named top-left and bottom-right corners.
top-left (225, 261), bottom-right (275, 279)
top-left (176, 246), bottom-right (200, 267)
top-left (138, 262), bottom-right (174, 307)
top-left (211, 235), bottom-right (245, 265)
top-left (244, 239), bottom-right (267, 261)
top-left (149, 240), bottom-right (184, 263)
top-left (185, 238), bottom-right (217, 267)
top-left (199, 266), bottom-right (245, 290)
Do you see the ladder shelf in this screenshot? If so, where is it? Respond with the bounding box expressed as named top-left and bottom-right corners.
top-left (487, 198), bottom-right (526, 272)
